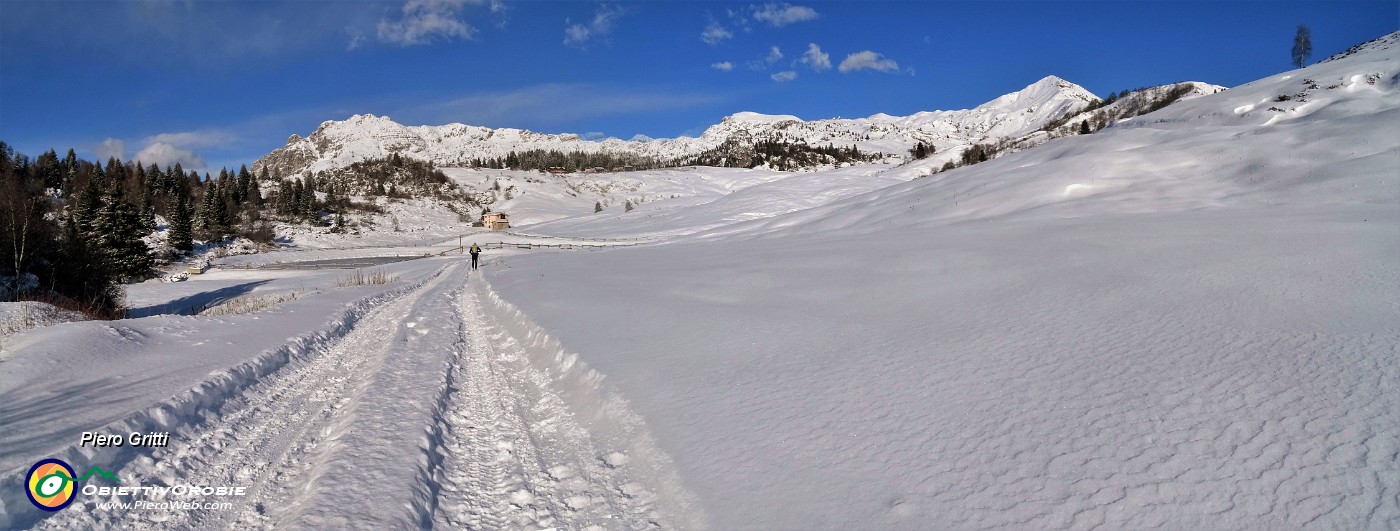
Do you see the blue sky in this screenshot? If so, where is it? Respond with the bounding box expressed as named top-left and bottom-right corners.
top-left (1, 1), bottom-right (1394, 172)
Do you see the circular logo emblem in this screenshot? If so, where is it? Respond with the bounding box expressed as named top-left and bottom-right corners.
top-left (26, 458), bottom-right (77, 512)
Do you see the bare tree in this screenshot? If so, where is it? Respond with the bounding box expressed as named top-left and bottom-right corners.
top-left (0, 178), bottom-right (47, 300)
top-left (1292, 25), bottom-right (1312, 68)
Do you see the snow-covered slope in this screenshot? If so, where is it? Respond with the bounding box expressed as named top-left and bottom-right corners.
top-left (481, 32), bottom-right (1400, 529)
top-left (254, 76), bottom-right (1101, 176)
top-left (711, 38), bottom-right (1396, 237)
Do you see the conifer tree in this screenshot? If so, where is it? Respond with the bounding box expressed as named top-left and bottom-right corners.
top-left (292, 179), bottom-right (306, 219)
top-left (97, 182), bottom-right (152, 281)
top-left (139, 190), bottom-right (157, 231)
top-left (169, 193), bottom-right (194, 254)
top-left (74, 183), bottom-right (104, 235)
top-left (198, 184), bottom-right (221, 238)
top-left (57, 212), bottom-right (121, 315)
top-left (148, 163), bottom-right (164, 193)
top-left (214, 181), bottom-right (232, 235)
top-left (248, 168), bottom-right (264, 206)
top-left (236, 164), bottom-right (252, 204)
top-left (63, 149), bottom-right (78, 174)
top-left (276, 179), bottom-right (293, 215)
top-left (105, 157), bottom-right (124, 183)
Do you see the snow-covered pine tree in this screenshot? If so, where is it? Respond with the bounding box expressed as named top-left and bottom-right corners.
top-left (197, 183), bottom-right (220, 238)
top-left (97, 182), bottom-right (152, 281)
top-left (139, 189), bottom-right (157, 231)
top-left (169, 193), bottom-right (193, 254)
top-left (74, 183), bottom-right (104, 235)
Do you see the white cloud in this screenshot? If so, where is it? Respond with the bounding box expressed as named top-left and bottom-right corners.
top-left (133, 142), bottom-right (206, 169)
top-left (767, 45), bottom-right (783, 63)
top-left (489, 0), bottom-right (508, 27)
top-left (752, 3), bottom-right (818, 27)
top-left (564, 23), bottom-right (591, 45)
top-left (95, 138), bottom-right (126, 161)
top-left (771, 70), bottom-right (797, 83)
top-left (745, 46), bottom-right (783, 71)
top-left (116, 129), bottom-right (233, 170)
top-left (838, 50), bottom-right (900, 73)
top-left (564, 4), bottom-right (625, 49)
top-left (378, 0), bottom-right (480, 46)
top-left (701, 22), bottom-right (732, 45)
top-left (346, 27), bottom-right (366, 50)
top-left (798, 42), bottom-right (830, 71)
top-left (142, 130), bottom-right (234, 149)
top-left (711, 61), bottom-right (734, 72)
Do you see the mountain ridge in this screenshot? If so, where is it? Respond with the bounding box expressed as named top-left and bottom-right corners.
top-left (255, 75), bottom-right (1120, 176)
top-left (253, 75), bottom-right (1223, 178)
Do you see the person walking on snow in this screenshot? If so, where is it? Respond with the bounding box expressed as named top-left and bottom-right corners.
top-left (469, 242), bottom-right (481, 270)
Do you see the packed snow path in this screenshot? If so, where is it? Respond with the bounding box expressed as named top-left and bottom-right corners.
top-left (34, 262), bottom-right (689, 530)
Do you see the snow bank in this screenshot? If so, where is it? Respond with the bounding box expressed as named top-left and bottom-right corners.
top-left (0, 264), bottom-right (446, 528)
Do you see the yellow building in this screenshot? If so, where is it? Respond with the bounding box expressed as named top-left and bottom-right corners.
top-left (481, 212), bottom-right (510, 231)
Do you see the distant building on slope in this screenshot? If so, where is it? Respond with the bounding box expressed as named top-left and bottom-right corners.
top-left (481, 211), bottom-right (510, 231)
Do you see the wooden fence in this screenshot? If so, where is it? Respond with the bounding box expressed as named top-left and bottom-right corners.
top-left (438, 240), bottom-right (644, 256)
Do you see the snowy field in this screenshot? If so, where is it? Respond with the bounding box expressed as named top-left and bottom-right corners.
top-left (484, 34), bottom-right (1400, 528)
top-left (0, 33), bottom-right (1396, 530)
top-left (490, 206), bottom-right (1398, 528)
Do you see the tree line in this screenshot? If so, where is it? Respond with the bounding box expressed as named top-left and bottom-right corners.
top-left (0, 142), bottom-right (348, 317)
top-left (682, 136), bottom-right (877, 170)
top-left (467, 149), bottom-right (664, 173)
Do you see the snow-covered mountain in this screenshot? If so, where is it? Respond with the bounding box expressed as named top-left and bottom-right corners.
top-left (254, 76), bottom-right (1102, 176)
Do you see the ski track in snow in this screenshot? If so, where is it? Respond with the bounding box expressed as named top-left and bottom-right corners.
top-left (34, 262), bottom-right (680, 530)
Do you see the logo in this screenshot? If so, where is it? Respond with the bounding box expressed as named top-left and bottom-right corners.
top-left (26, 459), bottom-right (76, 512)
top-left (24, 459), bottom-right (119, 512)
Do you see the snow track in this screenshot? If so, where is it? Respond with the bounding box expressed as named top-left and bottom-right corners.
top-left (431, 281), bottom-right (687, 529)
top-left (30, 261), bottom-right (692, 530)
